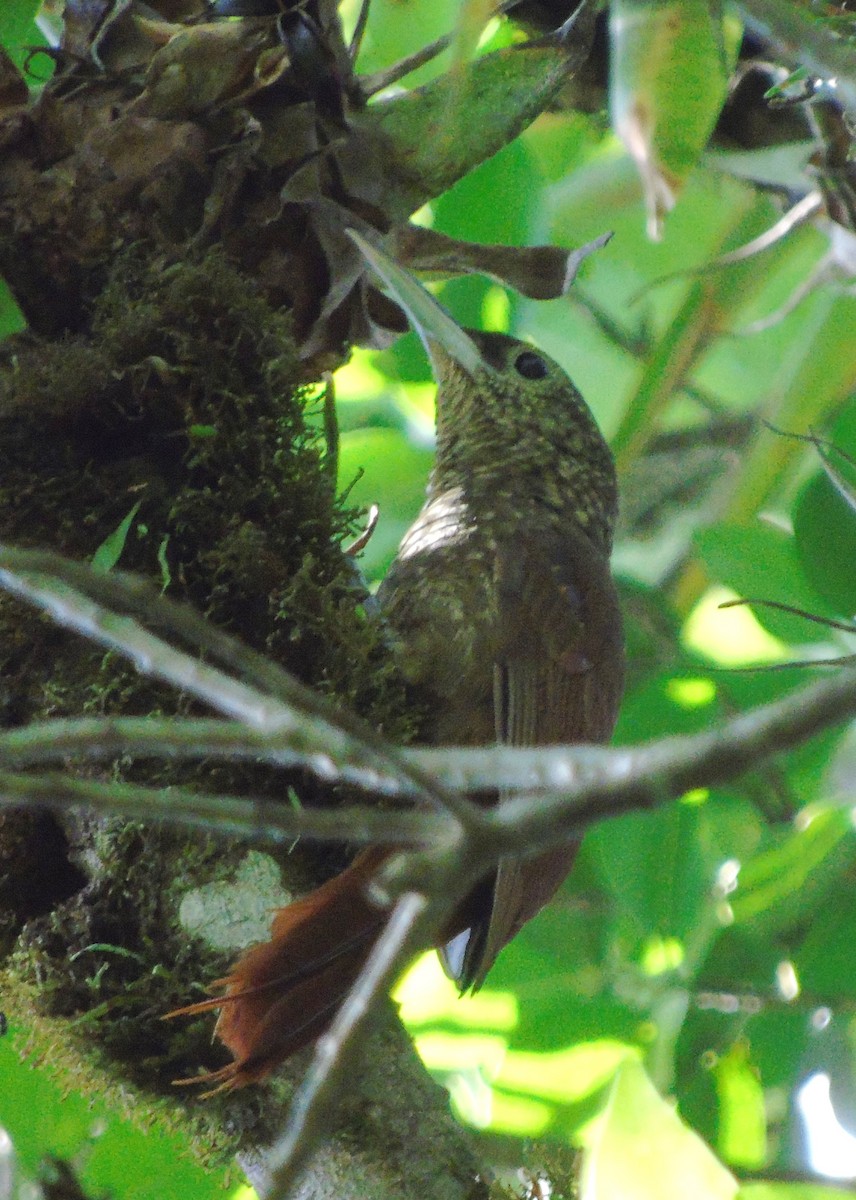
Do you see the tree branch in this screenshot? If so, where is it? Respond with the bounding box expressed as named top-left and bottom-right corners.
top-left (1, 670), bottom-right (852, 854)
top-left (737, 0), bottom-right (856, 116)
top-left (0, 770), bottom-right (447, 847)
top-left (0, 545), bottom-right (473, 821)
top-left (2, 546), bottom-right (854, 1197)
top-left (263, 891), bottom-right (439, 1200)
top-left (413, 666), bottom-right (856, 798)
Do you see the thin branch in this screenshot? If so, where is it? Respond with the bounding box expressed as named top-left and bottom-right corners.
top-left (0, 770), bottom-right (447, 848)
top-left (0, 668), bottom-right (853, 848)
top-left (719, 596), bottom-right (856, 635)
top-left (737, 0), bottom-right (856, 117)
top-left (0, 546), bottom-right (475, 823)
top-left (0, 561), bottom-right (367, 754)
top-left (411, 667), bottom-right (856, 799)
top-left (263, 891), bottom-right (438, 1200)
top-left (2, 554), bottom-right (854, 1192)
top-left (482, 665), bottom-right (856, 855)
top-left (0, 715), bottom-right (337, 770)
top-left (0, 715), bottom-right (415, 794)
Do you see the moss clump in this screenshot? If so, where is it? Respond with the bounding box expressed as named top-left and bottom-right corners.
top-left (0, 245), bottom-right (420, 1145)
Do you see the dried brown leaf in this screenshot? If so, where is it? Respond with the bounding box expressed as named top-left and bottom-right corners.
top-left (391, 224), bottom-right (612, 299)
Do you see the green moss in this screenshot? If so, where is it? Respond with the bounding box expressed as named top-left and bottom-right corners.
top-left (0, 244), bottom-right (417, 720)
top-left (0, 245), bottom-right (421, 1146)
top-left (0, 970), bottom-right (253, 1167)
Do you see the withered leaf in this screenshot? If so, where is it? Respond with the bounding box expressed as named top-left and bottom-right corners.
top-left (391, 225), bottom-right (613, 300)
top-left (134, 20), bottom-right (281, 119)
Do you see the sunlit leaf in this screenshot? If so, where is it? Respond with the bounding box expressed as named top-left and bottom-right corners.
top-left (580, 1059), bottom-right (738, 1200)
top-left (739, 1185), bottom-right (856, 1200)
top-left (713, 1040), bottom-right (766, 1168)
top-left (0, 1027), bottom-right (228, 1200)
top-left (694, 524), bottom-right (837, 646)
top-left (729, 809), bottom-right (853, 931)
top-left (609, 0), bottom-right (738, 237)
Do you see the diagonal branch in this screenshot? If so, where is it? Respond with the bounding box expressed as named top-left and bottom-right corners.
top-left (737, 0), bottom-right (856, 118)
top-left (0, 542), bottom-right (854, 1193)
top-left (0, 545), bottom-right (475, 823)
top-left (412, 666), bottom-right (856, 800)
top-left (0, 663), bottom-right (852, 861)
top-left (0, 770), bottom-right (447, 848)
top-left (262, 891), bottom-right (441, 1200)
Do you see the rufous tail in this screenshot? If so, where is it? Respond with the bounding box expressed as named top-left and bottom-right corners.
top-left (165, 847), bottom-right (388, 1092)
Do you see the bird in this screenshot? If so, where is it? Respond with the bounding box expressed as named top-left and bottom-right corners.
top-left (166, 231), bottom-right (624, 1092)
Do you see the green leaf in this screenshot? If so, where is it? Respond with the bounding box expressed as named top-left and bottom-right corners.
top-left (695, 522), bottom-right (836, 645)
top-left (580, 1059), bottom-right (738, 1200)
top-left (793, 882), bottom-right (856, 999)
top-left (722, 292), bottom-right (856, 523)
top-left (728, 809), bottom-right (852, 932)
top-left (355, 30), bottom-right (591, 217)
top-left (0, 1025), bottom-right (228, 1200)
top-left (713, 1040), bottom-right (766, 1168)
top-left (91, 501), bottom-right (142, 574)
top-left (609, 0), bottom-right (739, 237)
top-left (739, 1186), bottom-right (856, 1200)
top-left (793, 472), bottom-right (856, 619)
top-left (0, 0), bottom-right (48, 71)
top-left (792, 401), bottom-right (856, 619)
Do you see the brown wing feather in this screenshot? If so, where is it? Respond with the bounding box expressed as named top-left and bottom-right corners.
top-left (456, 527), bottom-right (624, 990)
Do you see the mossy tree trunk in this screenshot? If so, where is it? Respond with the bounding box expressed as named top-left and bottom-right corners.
top-left (0, 2), bottom-right (593, 1195)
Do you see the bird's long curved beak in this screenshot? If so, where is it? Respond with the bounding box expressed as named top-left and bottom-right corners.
top-left (347, 229), bottom-right (486, 377)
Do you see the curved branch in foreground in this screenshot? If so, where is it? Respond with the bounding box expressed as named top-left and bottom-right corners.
top-left (0, 671), bottom-right (852, 855)
top-left (0, 770), bottom-right (447, 848)
top-left (417, 664), bottom-right (856, 806)
top-left (0, 545), bottom-right (852, 1195)
top-left (482, 663), bottom-right (856, 853)
top-left (263, 891), bottom-right (438, 1200)
top-left (737, 0), bottom-right (856, 117)
top-left (0, 544), bottom-right (471, 820)
top-left (257, 665), bottom-right (856, 1198)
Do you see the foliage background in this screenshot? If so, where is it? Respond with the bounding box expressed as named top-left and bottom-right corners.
top-left (1, 1), bottom-right (856, 1197)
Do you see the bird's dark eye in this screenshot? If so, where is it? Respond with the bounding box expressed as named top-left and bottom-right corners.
top-left (514, 351), bottom-right (548, 380)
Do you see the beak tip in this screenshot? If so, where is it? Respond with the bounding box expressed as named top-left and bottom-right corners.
top-left (346, 228), bottom-right (485, 377)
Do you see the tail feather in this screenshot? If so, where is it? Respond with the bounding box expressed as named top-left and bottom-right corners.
top-left (165, 847), bottom-right (387, 1090)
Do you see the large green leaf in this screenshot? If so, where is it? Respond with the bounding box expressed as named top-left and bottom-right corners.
top-left (609, 0), bottom-right (738, 237)
top-left (792, 399), bottom-right (856, 619)
top-left (580, 1059), bottom-right (738, 1200)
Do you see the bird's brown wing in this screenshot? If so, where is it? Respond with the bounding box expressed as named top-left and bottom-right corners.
top-left (449, 525), bottom-right (624, 990)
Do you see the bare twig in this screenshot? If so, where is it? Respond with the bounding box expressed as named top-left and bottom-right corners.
top-left (263, 891), bottom-right (439, 1199)
top-left (0, 770), bottom-right (447, 848)
top-left (718, 596), bottom-right (856, 635)
top-left (345, 503), bottom-right (379, 556)
top-left (0, 669), bottom-right (853, 851)
top-left (0, 714), bottom-right (423, 797)
top-left (1, 544), bottom-right (854, 1194)
top-left (737, 0), bottom-right (856, 117)
top-left (482, 665), bottom-right (856, 853)
top-left (411, 667), bottom-right (856, 799)
top-left (0, 716), bottom-right (313, 771)
top-left (0, 545), bottom-right (475, 822)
